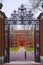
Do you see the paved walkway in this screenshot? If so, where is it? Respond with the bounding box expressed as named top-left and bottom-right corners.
top-left (7, 61), bottom-right (41, 64)
top-left (10, 47), bottom-right (34, 61)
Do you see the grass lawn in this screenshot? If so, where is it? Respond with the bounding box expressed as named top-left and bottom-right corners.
top-left (24, 46), bottom-right (34, 51)
top-left (10, 47), bottom-right (20, 51)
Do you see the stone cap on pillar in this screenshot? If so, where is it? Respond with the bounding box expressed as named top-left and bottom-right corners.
top-left (38, 13), bottom-right (43, 21)
top-left (0, 3), bottom-right (7, 19)
top-left (0, 3), bottom-right (3, 9)
top-left (0, 11), bottom-right (7, 20)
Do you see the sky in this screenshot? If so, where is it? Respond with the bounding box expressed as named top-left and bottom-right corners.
top-left (1, 0), bottom-right (29, 18)
top-left (1, 0), bottom-right (42, 18)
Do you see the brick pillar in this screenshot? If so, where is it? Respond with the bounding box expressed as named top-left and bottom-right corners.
top-left (0, 11), bottom-right (6, 56)
top-left (38, 13), bottom-right (43, 56)
top-left (40, 19), bottom-right (43, 56)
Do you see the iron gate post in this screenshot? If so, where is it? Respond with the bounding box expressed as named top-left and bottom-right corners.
top-left (35, 21), bottom-right (41, 62)
top-left (4, 24), bottom-right (10, 63)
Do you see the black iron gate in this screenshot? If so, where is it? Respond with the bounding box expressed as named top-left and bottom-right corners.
top-left (4, 4), bottom-right (41, 63)
top-left (4, 24), bottom-right (40, 63)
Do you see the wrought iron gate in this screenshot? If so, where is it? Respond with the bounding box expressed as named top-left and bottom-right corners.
top-left (4, 4), bottom-right (40, 63)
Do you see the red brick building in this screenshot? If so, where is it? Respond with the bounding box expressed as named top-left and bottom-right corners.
top-left (10, 29), bottom-right (34, 47)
